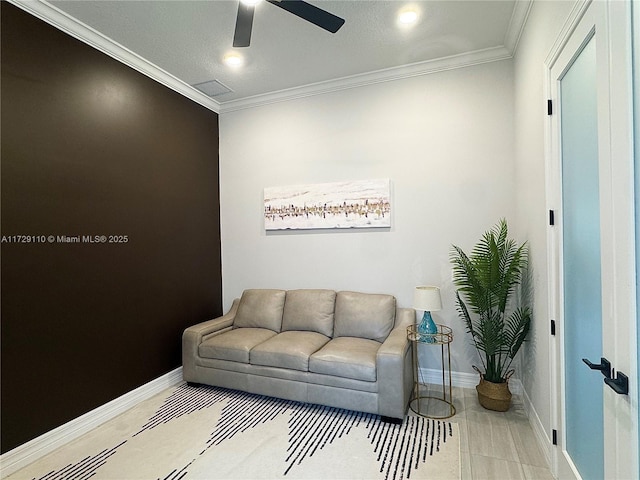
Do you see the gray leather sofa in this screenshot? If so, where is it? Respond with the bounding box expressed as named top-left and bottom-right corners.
top-left (182, 289), bottom-right (415, 419)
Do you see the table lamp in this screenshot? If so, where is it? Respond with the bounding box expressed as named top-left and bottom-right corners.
top-left (413, 286), bottom-right (442, 340)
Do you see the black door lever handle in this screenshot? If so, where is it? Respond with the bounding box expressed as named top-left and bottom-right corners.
top-left (605, 372), bottom-right (629, 395)
top-left (582, 357), bottom-right (611, 378)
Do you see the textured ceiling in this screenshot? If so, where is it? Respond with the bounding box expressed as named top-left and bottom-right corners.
top-left (41, 0), bottom-right (525, 108)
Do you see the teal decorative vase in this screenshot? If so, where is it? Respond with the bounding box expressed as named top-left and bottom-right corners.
top-left (417, 311), bottom-right (437, 343)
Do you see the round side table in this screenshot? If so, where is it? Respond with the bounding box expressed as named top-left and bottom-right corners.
top-left (406, 324), bottom-right (455, 419)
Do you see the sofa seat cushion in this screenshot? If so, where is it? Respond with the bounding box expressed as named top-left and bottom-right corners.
top-left (309, 337), bottom-right (380, 382)
top-left (199, 328), bottom-right (276, 363)
top-left (250, 331), bottom-right (330, 372)
top-left (334, 291), bottom-right (396, 343)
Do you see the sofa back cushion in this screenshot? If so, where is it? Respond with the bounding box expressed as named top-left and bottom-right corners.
top-left (334, 291), bottom-right (396, 343)
top-left (234, 289), bottom-right (286, 332)
top-left (282, 289), bottom-right (336, 337)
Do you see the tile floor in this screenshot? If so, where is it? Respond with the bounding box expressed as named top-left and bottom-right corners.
top-left (442, 385), bottom-right (555, 480)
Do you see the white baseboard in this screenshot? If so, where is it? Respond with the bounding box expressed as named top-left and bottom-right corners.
top-left (0, 367), bottom-right (184, 478)
top-left (418, 367), bottom-right (524, 395)
top-left (521, 386), bottom-right (552, 468)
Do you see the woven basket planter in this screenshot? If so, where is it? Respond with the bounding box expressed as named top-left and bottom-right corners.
top-left (474, 367), bottom-right (513, 412)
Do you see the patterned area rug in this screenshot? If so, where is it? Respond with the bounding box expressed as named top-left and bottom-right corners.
top-left (9, 384), bottom-right (460, 480)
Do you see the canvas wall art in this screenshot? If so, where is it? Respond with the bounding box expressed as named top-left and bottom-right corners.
top-left (264, 179), bottom-right (391, 230)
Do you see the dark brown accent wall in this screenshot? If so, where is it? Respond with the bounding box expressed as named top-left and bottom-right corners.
top-left (1, 2), bottom-right (222, 453)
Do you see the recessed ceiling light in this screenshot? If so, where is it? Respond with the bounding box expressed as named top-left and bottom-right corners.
top-left (398, 9), bottom-right (419, 26)
top-left (223, 53), bottom-right (243, 67)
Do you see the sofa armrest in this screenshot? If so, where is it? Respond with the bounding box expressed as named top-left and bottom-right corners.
top-left (182, 299), bottom-right (240, 382)
top-left (376, 307), bottom-right (415, 418)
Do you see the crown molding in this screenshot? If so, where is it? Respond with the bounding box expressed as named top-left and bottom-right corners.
top-left (219, 0), bottom-right (533, 113)
top-left (219, 45), bottom-right (513, 113)
top-left (7, 0), bottom-right (221, 114)
top-left (504, 0), bottom-right (533, 54)
top-left (8, 0), bottom-right (531, 116)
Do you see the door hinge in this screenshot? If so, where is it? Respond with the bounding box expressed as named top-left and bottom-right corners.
top-left (551, 319), bottom-right (556, 336)
top-left (547, 99), bottom-right (553, 115)
top-left (549, 210), bottom-right (555, 226)
top-left (552, 429), bottom-right (558, 445)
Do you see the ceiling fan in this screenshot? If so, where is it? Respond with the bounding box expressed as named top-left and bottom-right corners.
top-left (233, 0), bottom-right (345, 48)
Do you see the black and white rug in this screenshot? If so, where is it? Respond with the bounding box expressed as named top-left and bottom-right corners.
top-left (9, 384), bottom-right (460, 480)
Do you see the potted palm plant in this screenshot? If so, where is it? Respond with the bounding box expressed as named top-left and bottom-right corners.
top-left (450, 219), bottom-right (531, 411)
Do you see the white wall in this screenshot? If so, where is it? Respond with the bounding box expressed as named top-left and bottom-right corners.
top-left (513, 0), bottom-right (576, 444)
top-left (219, 59), bottom-right (515, 375)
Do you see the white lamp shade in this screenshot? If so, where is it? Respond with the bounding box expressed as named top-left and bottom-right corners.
top-left (413, 286), bottom-right (442, 312)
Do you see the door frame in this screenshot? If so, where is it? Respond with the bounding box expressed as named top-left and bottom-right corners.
top-left (635, 2), bottom-right (640, 475)
top-left (545, 1), bottom-right (638, 479)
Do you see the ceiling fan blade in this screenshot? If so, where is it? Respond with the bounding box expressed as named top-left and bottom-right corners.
top-left (266, 0), bottom-right (345, 33)
top-left (233, 2), bottom-right (255, 47)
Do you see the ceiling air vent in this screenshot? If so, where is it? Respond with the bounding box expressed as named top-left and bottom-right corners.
top-left (192, 79), bottom-right (233, 97)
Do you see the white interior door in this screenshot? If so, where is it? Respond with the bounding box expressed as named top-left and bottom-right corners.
top-left (547, 1), bottom-right (638, 479)
top-left (559, 30), bottom-right (602, 480)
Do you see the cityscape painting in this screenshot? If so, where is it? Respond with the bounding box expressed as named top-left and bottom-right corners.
top-left (264, 179), bottom-right (391, 230)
